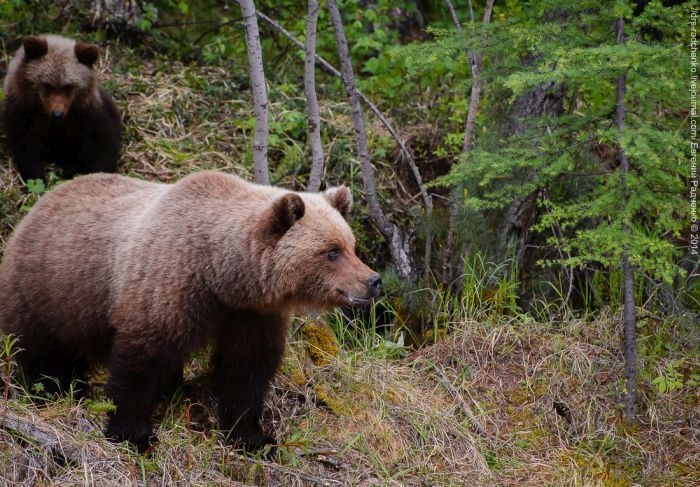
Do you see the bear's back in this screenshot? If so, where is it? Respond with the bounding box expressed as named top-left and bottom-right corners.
top-left (0, 174), bottom-right (164, 345)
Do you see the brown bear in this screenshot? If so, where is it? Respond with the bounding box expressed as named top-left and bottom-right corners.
top-left (0, 171), bottom-right (380, 453)
top-left (1, 35), bottom-right (121, 181)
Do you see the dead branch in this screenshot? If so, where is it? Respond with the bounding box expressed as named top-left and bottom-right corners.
top-left (0, 408), bottom-right (91, 465)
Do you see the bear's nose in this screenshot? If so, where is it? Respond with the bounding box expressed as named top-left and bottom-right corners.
top-left (367, 273), bottom-right (382, 297)
top-left (51, 109), bottom-right (65, 120)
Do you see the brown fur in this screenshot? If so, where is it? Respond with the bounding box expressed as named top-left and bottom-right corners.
top-left (0, 171), bottom-right (380, 452)
top-left (1, 35), bottom-right (121, 181)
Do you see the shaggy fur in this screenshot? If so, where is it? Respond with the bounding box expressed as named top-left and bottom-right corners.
top-left (0, 171), bottom-right (380, 452)
top-left (1, 35), bottom-right (121, 181)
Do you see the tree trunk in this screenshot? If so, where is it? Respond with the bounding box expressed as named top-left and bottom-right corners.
top-left (615, 18), bottom-right (637, 425)
top-left (304, 0), bottom-right (325, 192)
top-left (326, 0), bottom-right (416, 279)
top-left (239, 0), bottom-right (270, 185)
top-left (442, 0), bottom-right (494, 285)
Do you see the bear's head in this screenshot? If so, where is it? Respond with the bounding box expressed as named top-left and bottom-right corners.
top-left (262, 186), bottom-right (381, 310)
top-left (19, 35), bottom-right (99, 120)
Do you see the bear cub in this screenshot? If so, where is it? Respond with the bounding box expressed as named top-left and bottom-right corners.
top-left (0, 171), bottom-right (380, 454)
top-left (1, 35), bottom-right (121, 181)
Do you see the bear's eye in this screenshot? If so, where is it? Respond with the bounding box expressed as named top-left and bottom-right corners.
top-left (63, 84), bottom-right (74, 94)
top-left (41, 83), bottom-right (52, 92)
top-left (327, 247), bottom-right (341, 262)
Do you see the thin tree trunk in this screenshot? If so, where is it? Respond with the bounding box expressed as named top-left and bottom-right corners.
top-left (615, 17), bottom-right (637, 425)
top-left (444, 0), bottom-right (462, 32)
top-left (239, 0), bottom-right (269, 185)
top-left (326, 0), bottom-right (415, 279)
top-left (305, 0), bottom-right (325, 192)
top-left (442, 0), bottom-right (494, 285)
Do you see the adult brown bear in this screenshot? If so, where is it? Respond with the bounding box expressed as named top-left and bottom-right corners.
top-left (0, 171), bottom-right (380, 453)
top-left (1, 35), bottom-right (121, 181)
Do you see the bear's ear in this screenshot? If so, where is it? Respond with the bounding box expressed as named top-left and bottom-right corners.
top-left (74, 43), bottom-right (100, 68)
top-left (323, 186), bottom-right (352, 219)
top-left (270, 193), bottom-right (305, 236)
top-left (23, 37), bottom-right (48, 62)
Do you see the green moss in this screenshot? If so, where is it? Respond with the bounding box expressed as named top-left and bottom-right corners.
top-left (301, 320), bottom-right (340, 367)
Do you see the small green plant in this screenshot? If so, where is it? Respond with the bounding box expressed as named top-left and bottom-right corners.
top-left (25, 178), bottom-right (45, 195)
top-left (21, 176), bottom-right (54, 213)
top-left (0, 334), bottom-right (21, 407)
top-left (651, 359), bottom-right (696, 394)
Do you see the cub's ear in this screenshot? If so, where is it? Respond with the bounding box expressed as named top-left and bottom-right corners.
top-left (323, 186), bottom-right (352, 219)
top-left (270, 193), bottom-right (305, 236)
top-left (23, 37), bottom-right (48, 62)
top-left (74, 42), bottom-right (100, 68)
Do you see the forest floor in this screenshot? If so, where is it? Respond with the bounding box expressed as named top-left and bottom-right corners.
top-left (0, 312), bottom-right (697, 486)
top-left (0, 50), bottom-right (698, 486)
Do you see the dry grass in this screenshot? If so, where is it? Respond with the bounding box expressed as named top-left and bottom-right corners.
top-left (0, 47), bottom-right (698, 486)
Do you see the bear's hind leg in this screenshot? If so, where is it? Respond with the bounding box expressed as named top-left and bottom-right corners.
top-left (211, 311), bottom-right (287, 454)
top-left (14, 335), bottom-right (88, 398)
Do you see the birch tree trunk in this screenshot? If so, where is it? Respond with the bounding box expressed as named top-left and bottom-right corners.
top-left (305, 0), bottom-right (325, 192)
top-left (615, 17), bottom-right (637, 425)
top-left (326, 0), bottom-right (415, 279)
top-left (239, 0), bottom-right (269, 185)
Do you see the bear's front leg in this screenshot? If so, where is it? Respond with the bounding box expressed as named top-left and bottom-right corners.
top-left (3, 101), bottom-right (47, 182)
top-left (211, 311), bottom-right (288, 453)
top-left (105, 337), bottom-right (183, 453)
top-left (77, 97), bottom-right (121, 174)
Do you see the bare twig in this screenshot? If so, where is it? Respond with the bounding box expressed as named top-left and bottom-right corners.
top-left (227, 451), bottom-right (343, 486)
top-left (444, 0), bottom-right (463, 32)
top-left (0, 409), bottom-right (89, 464)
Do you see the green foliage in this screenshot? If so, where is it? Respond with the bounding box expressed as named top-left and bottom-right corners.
top-left (0, 0), bottom-right (62, 39)
top-left (432, 0), bottom-right (690, 301)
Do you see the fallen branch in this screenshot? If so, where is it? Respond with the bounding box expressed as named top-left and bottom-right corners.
top-left (0, 408), bottom-right (88, 464)
top-left (425, 361), bottom-right (488, 439)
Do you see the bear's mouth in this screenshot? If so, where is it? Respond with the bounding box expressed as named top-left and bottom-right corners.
top-left (338, 290), bottom-right (370, 305)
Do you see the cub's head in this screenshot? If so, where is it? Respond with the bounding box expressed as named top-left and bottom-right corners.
top-left (18, 35), bottom-right (100, 120)
top-left (264, 186), bottom-right (381, 310)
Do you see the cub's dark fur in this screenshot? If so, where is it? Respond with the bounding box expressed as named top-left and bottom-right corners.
top-left (2, 35), bottom-right (121, 181)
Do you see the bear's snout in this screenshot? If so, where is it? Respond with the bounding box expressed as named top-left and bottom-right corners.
top-left (368, 273), bottom-right (381, 297)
